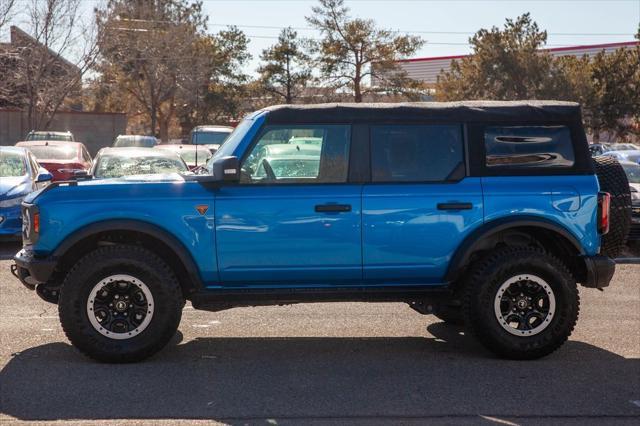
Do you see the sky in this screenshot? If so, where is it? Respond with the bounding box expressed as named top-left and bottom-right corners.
top-left (4, 0), bottom-right (640, 74)
top-left (200, 0), bottom-right (640, 71)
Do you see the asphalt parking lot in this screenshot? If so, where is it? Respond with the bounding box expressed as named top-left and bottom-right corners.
top-left (0, 241), bottom-right (638, 425)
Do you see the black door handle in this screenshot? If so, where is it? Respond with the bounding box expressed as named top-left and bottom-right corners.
top-left (437, 202), bottom-right (473, 211)
top-left (315, 204), bottom-right (352, 213)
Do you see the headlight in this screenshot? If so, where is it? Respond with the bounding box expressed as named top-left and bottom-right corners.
top-left (21, 204), bottom-right (40, 244)
top-left (0, 195), bottom-right (26, 208)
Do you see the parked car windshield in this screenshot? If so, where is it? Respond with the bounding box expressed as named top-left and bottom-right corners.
top-left (26, 132), bottom-right (72, 141)
top-left (94, 151), bottom-right (188, 178)
top-left (0, 150), bottom-right (26, 177)
top-left (26, 145), bottom-right (78, 160)
top-left (608, 144), bottom-right (639, 151)
top-left (191, 130), bottom-right (231, 145)
top-left (176, 148), bottom-right (211, 165)
top-left (622, 162), bottom-right (640, 184)
top-left (113, 136), bottom-right (158, 148)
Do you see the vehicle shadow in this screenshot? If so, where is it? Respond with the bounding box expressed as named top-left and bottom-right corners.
top-left (0, 242), bottom-right (21, 261)
top-left (1, 324), bottom-right (639, 422)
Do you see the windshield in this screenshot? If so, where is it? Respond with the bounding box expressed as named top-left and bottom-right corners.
top-left (27, 132), bottom-right (72, 141)
top-left (191, 130), bottom-right (231, 145)
top-left (623, 163), bottom-right (640, 184)
top-left (210, 118), bottom-right (257, 163)
top-left (94, 153), bottom-right (188, 178)
top-left (114, 136), bottom-right (157, 147)
top-left (0, 151), bottom-right (26, 177)
top-left (27, 145), bottom-right (78, 161)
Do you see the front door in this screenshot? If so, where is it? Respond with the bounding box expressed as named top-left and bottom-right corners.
top-left (215, 124), bottom-right (362, 286)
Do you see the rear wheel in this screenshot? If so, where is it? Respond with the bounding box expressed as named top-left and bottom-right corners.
top-left (593, 156), bottom-right (632, 258)
top-left (462, 246), bottom-right (579, 359)
top-left (59, 245), bottom-right (183, 363)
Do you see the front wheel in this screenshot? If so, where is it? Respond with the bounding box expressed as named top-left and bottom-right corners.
top-left (59, 245), bottom-right (184, 363)
top-left (462, 246), bottom-right (579, 359)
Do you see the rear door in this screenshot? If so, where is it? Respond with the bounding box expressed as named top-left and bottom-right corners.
top-left (362, 124), bottom-right (483, 284)
top-left (215, 124), bottom-right (362, 286)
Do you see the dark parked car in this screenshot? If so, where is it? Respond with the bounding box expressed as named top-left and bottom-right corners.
top-left (155, 144), bottom-right (212, 171)
top-left (91, 147), bottom-right (189, 179)
top-left (113, 135), bottom-right (158, 148)
top-left (15, 140), bottom-right (92, 181)
top-left (0, 147), bottom-right (51, 240)
top-left (189, 125), bottom-right (233, 153)
top-left (14, 101), bottom-right (631, 363)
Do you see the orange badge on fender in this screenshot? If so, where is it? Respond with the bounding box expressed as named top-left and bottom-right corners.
top-left (195, 205), bottom-right (209, 215)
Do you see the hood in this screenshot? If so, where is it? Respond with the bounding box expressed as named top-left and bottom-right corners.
top-left (0, 175), bottom-right (30, 199)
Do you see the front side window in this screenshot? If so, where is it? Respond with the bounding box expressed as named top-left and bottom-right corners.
top-left (241, 125), bottom-right (350, 184)
top-left (371, 125), bottom-right (464, 183)
top-left (485, 126), bottom-right (574, 168)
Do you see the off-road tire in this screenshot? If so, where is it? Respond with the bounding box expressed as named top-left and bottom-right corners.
top-left (593, 156), bottom-right (632, 258)
top-left (59, 245), bottom-right (183, 363)
top-left (462, 246), bottom-right (579, 360)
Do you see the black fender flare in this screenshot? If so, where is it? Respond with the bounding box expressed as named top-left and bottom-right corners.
top-left (52, 219), bottom-right (204, 292)
top-left (445, 216), bottom-right (585, 282)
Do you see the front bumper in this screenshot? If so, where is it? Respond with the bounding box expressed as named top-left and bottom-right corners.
top-left (582, 255), bottom-right (616, 289)
top-left (13, 248), bottom-right (57, 284)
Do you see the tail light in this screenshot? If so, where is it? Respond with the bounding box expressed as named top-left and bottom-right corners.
top-left (597, 192), bottom-right (610, 235)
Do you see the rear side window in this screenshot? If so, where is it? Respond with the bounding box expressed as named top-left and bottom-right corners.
top-left (485, 126), bottom-right (574, 168)
top-left (371, 125), bottom-right (464, 182)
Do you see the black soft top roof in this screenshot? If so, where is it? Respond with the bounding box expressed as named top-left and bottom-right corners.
top-left (262, 101), bottom-right (582, 124)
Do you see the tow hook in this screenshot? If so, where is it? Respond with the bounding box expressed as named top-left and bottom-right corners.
top-left (10, 264), bottom-right (37, 290)
top-left (35, 284), bottom-right (60, 304)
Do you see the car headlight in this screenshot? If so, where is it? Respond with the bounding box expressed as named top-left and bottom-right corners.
top-left (0, 195), bottom-right (26, 208)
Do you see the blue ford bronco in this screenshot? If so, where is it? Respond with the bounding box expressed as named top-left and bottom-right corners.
top-left (12, 101), bottom-right (632, 362)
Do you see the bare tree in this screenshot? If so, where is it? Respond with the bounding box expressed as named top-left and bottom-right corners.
top-left (0, 0), bottom-right (103, 129)
top-left (97, 0), bottom-right (209, 141)
top-left (0, 0), bottom-right (16, 32)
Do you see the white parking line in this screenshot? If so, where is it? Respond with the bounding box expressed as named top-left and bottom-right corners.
top-left (630, 400), bottom-right (640, 408)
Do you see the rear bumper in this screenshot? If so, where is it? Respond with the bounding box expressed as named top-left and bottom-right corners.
top-left (582, 255), bottom-right (616, 289)
top-left (628, 208), bottom-right (640, 241)
top-left (13, 248), bottom-right (57, 284)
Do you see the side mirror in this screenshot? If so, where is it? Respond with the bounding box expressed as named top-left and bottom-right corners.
top-left (211, 156), bottom-right (240, 183)
top-left (36, 169), bottom-right (53, 183)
